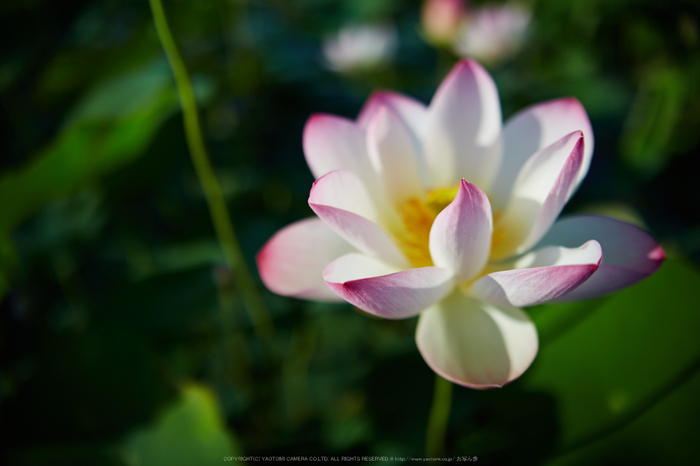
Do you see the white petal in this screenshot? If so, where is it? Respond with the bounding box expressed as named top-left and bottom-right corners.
top-left (367, 105), bottom-right (425, 205)
top-left (491, 98), bottom-right (594, 209)
top-left (429, 180), bottom-right (493, 282)
top-left (423, 59), bottom-right (502, 189)
top-left (308, 170), bottom-right (408, 267)
top-left (492, 131), bottom-right (584, 260)
top-left (537, 215), bottom-right (665, 301)
top-left (357, 90), bottom-right (428, 141)
top-left (257, 218), bottom-right (355, 301)
top-left (308, 169), bottom-right (380, 222)
top-left (469, 240), bottom-right (602, 307)
top-left (416, 291), bottom-right (538, 388)
top-left (303, 114), bottom-right (378, 186)
top-left (323, 253), bottom-right (454, 319)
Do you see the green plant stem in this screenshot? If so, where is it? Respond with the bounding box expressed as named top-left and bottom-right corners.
top-left (426, 374), bottom-right (453, 457)
top-left (149, 0), bottom-right (273, 342)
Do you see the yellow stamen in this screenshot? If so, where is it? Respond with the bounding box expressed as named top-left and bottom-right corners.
top-left (394, 198), bottom-right (435, 267)
top-left (425, 185), bottom-right (461, 213)
top-left (392, 185), bottom-right (462, 267)
top-left (391, 184), bottom-right (510, 276)
top-left (490, 210), bottom-right (504, 258)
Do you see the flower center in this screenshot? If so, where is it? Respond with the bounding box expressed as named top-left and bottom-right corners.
top-left (392, 185), bottom-right (505, 269)
top-left (392, 185), bottom-right (461, 267)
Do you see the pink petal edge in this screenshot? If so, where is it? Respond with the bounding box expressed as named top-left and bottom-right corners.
top-left (538, 214), bottom-right (665, 301)
top-left (470, 241), bottom-right (603, 307)
top-left (323, 253), bottom-right (454, 319)
top-left (257, 217), bottom-right (354, 302)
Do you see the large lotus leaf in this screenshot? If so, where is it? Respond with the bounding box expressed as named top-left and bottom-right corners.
top-left (546, 369), bottom-right (700, 465)
top-left (122, 384), bottom-right (242, 466)
top-left (523, 259), bottom-right (700, 452)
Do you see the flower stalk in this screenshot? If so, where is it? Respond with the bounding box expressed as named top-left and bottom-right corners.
top-left (426, 374), bottom-right (453, 457)
top-left (149, 0), bottom-right (273, 341)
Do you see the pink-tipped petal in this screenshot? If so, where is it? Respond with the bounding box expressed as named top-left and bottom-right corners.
top-left (429, 180), bottom-right (493, 282)
top-left (537, 215), bottom-right (665, 301)
top-left (469, 240), bottom-right (602, 307)
top-left (367, 105), bottom-right (425, 205)
top-left (357, 90), bottom-right (428, 141)
top-left (303, 114), bottom-right (379, 188)
top-left (416, 292), bottom-right (538, 388)
top-left (492, 131), bottom-right (584, 260)
top-left (323, 253), bottom-right (454, 319)
top-left (424, 59), bottom-right (502, 189)
top-left (257, 218), bottom-right (355, 301)
top-left (309, 170), bottom-right (408, 267)
top-left (491, 98), bottom-right (594, 209)
top-left (308, 169), bottom-right (379, 221)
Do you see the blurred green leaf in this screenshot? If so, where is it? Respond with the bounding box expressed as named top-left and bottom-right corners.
top-left (343, 0), bottom-right (397, 20)
top-left (13, 191), bottom-right (106, 253)
top-left (528, 296), bottom-right (610, 348)
top-left (523, 259), bottom-right (700, 449)
top-left (129, 240), bottom-right (224, 280)
top-left (620, 66), bottom-right (686, 175)
top-left (547, 370), bottom-right (700, 466)
top-left (0, 59), bottom-right (180, 234)
top-left (64, 60), bottom-right (174, 125)
top-left (122, 384), bottom-right (242, 466)
top-left (0, 234), bottom-right (17, 298)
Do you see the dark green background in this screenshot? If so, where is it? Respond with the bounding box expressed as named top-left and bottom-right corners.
top-left (1, 0), bottom-right (699, 464)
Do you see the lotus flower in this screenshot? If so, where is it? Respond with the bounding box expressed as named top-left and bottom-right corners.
top-left (257, 59), bottom-right (664, 388)
top-left (453, 3), bottom-right (531, 65)
top-left (421, 0), bottom-right (466, 46)
top-left (322, 24), bottom-right (397, 73)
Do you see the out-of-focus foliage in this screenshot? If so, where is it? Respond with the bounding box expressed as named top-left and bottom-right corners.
top-left (0, 59), bottom-right (180, 235)
top-left (122, 384), bottom-right (243, 466)
top-left (526, 260), bottom-right (700, 459)
top-left (1, 0), bottom-right (699, 464)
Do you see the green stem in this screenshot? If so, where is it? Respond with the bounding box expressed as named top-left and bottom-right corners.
top-left (426, 374), bottom-right (453, 457)
top-left (149, 0), bottom-right (274, 341)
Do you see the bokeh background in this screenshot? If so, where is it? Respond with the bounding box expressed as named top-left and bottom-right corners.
top-left (1, 0), bottom-right (700, 464)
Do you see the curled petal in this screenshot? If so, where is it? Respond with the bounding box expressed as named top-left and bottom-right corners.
top-left (323, 253), bottom-right (454, 319)
top-left (416, 292), bottom-right (538, 388)
top-left (491, 98), bottom-right (594, 209)
top-left (309, 170), bottom-right (408, 267)
top-left (367, 105), bottom-right (425, 204)
top-left (537, 215), bottom-right (665, 301)
top-left (257, 218), bottom-right (355, 302)
top-left (469, 240), bottom-right (602, 307)
top-left (424, 59), bottom-right (502, 189)
top-left (492, 131), bottom-right (584, 260)
top-left (429, 180), bottom-right (493, 282)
